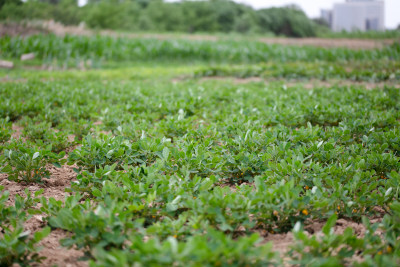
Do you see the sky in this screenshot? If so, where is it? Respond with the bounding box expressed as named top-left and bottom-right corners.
top-left (235, 0), bottom-right (400, 29)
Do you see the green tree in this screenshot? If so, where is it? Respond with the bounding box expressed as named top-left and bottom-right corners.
top-left (53, 0), bottom-right (81, 25)
top-left (0, 0), bottom-right (22, 10)
top-left (84, 0), bottom-right (140, 30)
top-left (257, 5), bottom-right (317, 37)
top-left (181, 1), bottom-right (219, 32)
top-left (0, 0), bottom-right (53, 21)
top-left (0, 0), bottom-right (319, 37)
top-left (144, 0), bottom-right (184, 32)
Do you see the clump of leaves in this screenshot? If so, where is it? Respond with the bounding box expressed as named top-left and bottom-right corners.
top-left (290, 207), bottom-right (400, 266)
top-left (0, 224), bottom-right (51, 266)
top-left (0, 117), bottom-right (12, 144)
top-left (22, 121), bottom-right (50, 141)
top-left (91, 229), bottom-right (280, 266)
top-left (0, 187), bottom-right (51, 266)
top-left (289, 215), bottom-right (365, 266)
top-left (22, 121), bottom-right (72, 153)
top-left (72, 119), bottom-right (93, 141)
top-left (0, 140), bottom-right (65, 183)
top-left (48, 199), bottom-right (140, 257)
top-left (68, 134), bottom-right (151, 172)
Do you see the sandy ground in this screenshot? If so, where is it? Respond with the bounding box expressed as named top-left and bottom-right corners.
top-left (258, 37), bottom-right (396, 50)
top-left (21, 211), bottom-right (86, 267)
top-left (194, 76), bottom-right (400, 90)
top-left (0, 23), bottom-right (46, 37)
top-left (38, 229), bottom-right (87, 267)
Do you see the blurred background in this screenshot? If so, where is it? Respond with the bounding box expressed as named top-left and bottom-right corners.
top-left (0, 0), bottom-right (399, 38)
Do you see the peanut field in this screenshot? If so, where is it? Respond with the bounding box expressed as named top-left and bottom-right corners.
top-left (1, 34), bottom-right (400, 267)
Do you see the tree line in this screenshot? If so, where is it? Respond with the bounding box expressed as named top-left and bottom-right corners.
top-left (0, 0), bottom-right (328, 37)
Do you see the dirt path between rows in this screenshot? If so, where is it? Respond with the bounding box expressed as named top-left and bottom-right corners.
top-left (2, 21), bottom-right (397, 50)
top-left (193, 76), bottom-right (400, 89)
top-left (258, 37), bottom-right (396, 50)
top-left (44, 21), bottom-right (396, 50)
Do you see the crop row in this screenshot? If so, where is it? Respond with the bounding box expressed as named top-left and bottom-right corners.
top-left (1, 34), bottom-right (400, 65)
top-left (194, 61), bottom-right (400, 82)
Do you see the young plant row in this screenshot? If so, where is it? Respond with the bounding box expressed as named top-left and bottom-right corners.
top-left (1, 34), bottom-right (400, 66)
top-left (194, 61), bottom-right (400, 82)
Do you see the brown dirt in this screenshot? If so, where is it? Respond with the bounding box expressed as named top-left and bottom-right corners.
top-left (11, 124), bottom-right (24, 139)
top-left (258, 37), bottom-right (395, 50)
top-left (196, 76), bottom-right (400, 89)
top-left (21, 213), bottom-right (86, 267)
top-left (0, 77), bottom-right (28, 83)
top-left (290, 80), bottom-right (400, 90)
top-left (0, 163), bottom-right (77, 205)
top-left (0, 22), bottom-right (47, 37)
top-left (263, 231), bottom-right (294, 254)
top-left (197, 76), bottom-right (264, 84)
top-left (38, 229), bottom-right (88, 267)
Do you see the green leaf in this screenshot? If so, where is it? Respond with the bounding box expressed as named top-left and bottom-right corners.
top-left (322, 214), bottom-right (337, 235)
top-left (52, 162), bottom-right (61, 168)
top-left (162, 147), bottom-right (170, 160)
top-left (1, 164), bottom-right (13, 173)
top-left (32, 152), bottom-right (40, 160)
top-left (33, 190), bottom-right (44, 199)
top-left (293, 221), bottom-right (302, 233)
top-left (18, 231), bottom-right (31, 240)
top-left (33, 227), bottom-right (51, 242)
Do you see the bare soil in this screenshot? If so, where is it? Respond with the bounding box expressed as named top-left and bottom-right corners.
top-left (0, 77), bottom-right (28, 83)
top-left (196, 76), bottom-right (400, 89)
top-left (11, 124), bottom-right (24, 139)
top-left (258, 37), bottom-right (395, 50)
top-left (21, 214), bottom-right (87, 266)
top-left (197, 76), bottom-right (264, 84)
top-left (0, 163), bottom-right (76, 205)
top-left (0, 22), bottom-right (47, 37)
top-left (38, 229), bottom-right (87, 267)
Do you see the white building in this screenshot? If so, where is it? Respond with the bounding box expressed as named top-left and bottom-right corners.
top-left (322, 0), bottom-right (385, 32)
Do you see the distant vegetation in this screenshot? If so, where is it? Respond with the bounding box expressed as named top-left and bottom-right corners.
top-left (0, 0), bottom-right (323, 37)
top-left (1, 0), bottom-right (399, 38)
